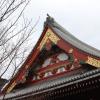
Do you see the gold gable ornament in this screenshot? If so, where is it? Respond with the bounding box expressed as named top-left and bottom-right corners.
top-left (39, 28), bottom-right (60, 50)
top-left (86, 56), bottom-right (100, 68)
top-left (6, 81), bottom-right (16, 93)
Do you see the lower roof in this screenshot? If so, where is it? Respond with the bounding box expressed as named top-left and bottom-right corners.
top-left (1, 68), bottom-right (100, 100)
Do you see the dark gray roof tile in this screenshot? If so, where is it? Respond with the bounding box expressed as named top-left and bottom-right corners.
top-left (45, 16), bottom-right (100, 57)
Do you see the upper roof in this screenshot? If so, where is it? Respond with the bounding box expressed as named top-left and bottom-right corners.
top-left (45, 15), bottom-right (100, 57)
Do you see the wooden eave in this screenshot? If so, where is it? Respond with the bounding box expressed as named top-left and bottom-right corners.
top-left (0, 68), bottom-right (100, 100)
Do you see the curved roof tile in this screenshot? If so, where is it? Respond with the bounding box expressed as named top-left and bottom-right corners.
top-left (45, 15), bottom-right (100, 57)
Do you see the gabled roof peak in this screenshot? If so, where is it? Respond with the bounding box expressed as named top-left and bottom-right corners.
top-left (44, 15), bottom-right (100, 57)
top-left (44, 14), bottom-right (54, 28)
top-left (46, 14), bottom-right (54, 23)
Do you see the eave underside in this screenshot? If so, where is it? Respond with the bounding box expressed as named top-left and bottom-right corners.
top-left (1, 68), bottom-right (100, 100)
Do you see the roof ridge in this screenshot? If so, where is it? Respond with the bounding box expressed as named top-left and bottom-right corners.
top-left (45, 15), bottom-right (100, 57)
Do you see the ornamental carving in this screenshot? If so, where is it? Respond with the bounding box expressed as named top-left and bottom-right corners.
top-left (39, 28), bottom-right (60, 50)
top-left (86, 56), bottom-right (100, 68)
top-left (6, 81), bottom-right (16, 93)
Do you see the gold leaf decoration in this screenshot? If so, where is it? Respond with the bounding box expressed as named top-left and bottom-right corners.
top-left (6, 81), bottom-right (16, 93)
top-left (86, 56), bottom-right (100, 68)
top-left (39, 28), bottom-right (60, 50)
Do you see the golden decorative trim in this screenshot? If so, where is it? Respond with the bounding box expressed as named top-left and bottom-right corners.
top-left (39, 28), bottom-right (60, 50)
top-left (86, 56), bottom-right (100, 68)
top-left (6, 81), bottom-right (16, 93)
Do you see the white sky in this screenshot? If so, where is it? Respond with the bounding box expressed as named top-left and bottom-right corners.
top-left (2, 0), bottom-right (100, 79)
top-left (25, 0), bottom-right (100, 50)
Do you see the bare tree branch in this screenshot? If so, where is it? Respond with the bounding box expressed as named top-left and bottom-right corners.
top-left (0, 0), bottom-right (38, 87)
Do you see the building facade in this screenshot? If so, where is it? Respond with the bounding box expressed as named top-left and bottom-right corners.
top-left (0, 15), bottom-right (100, 100)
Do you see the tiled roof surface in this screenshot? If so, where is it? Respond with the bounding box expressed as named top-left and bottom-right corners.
top-left (0, 68), bottom-right (100, 100)
top-left (45, 15), bottom-right (100, 57)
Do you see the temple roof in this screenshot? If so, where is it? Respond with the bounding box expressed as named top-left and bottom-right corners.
top-left (0, 68), bottom-right (100, 99)
top-left (45, 15), bottom-right (100, 57)
top-left (1, 15), bottom-right (100, 95)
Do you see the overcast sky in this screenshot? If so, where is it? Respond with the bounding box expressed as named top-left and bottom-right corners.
top-left (2, 0), bottom-right (100, 79)
top-left (25, 0), bottom-right (100, 50)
